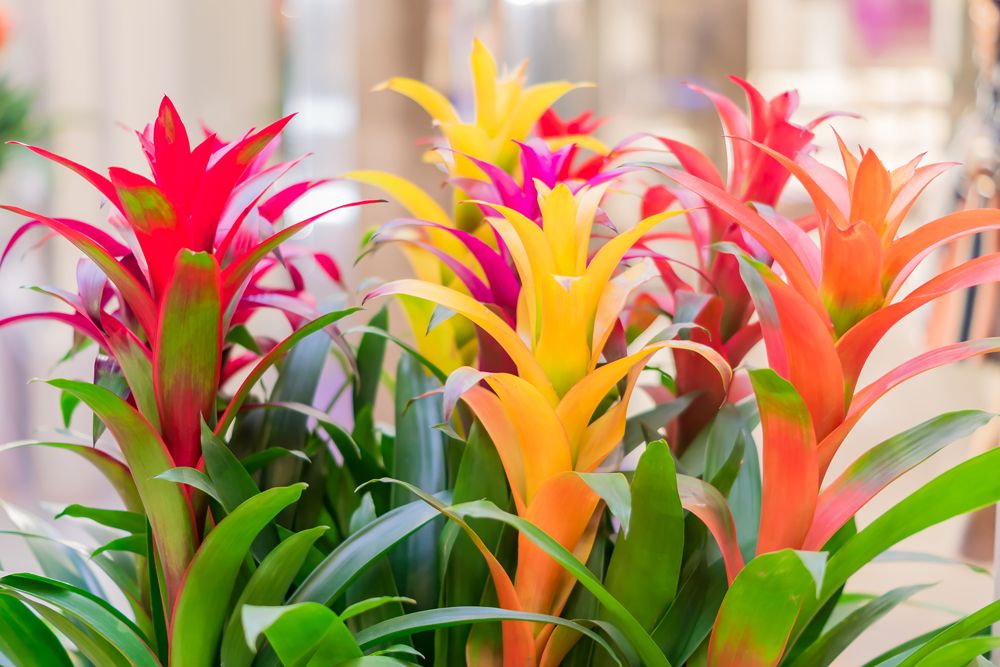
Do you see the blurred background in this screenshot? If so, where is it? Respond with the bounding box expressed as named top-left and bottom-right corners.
top-left (0, 1), bottom-right (992, 663)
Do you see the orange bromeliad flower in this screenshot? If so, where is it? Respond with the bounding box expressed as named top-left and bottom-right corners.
top-left (368, 182), bottom-right (730, 664)
top-left (664, 138), bottom-right (1000, 555)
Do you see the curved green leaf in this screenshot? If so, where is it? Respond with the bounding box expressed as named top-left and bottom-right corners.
top-left (169, 484), bottom-right (306, 667)
top-left (216, 309), bottom-right (358, 436)
top-left (0, 440), bottom-right (140, 512)
top-left (289, 496), bottom-right (447, 606)
top-left (912, 637), bottom-right (1000, 667)
top-left (354, 606), bottom-right (622, 665)
top-left (0, 573), bottom-right (157, 666)
top-left (220, 526), bottom-right (328, 667)
top-left (0, 594), bottom-right (73, 667)
top-left (788, 584), bottom-right (930, 667)
top-left (342, 596), bottom-right (416, 621)
top-left (821, 446), bottom-right (1000, 601)
top-left (56, 505), bottom-right (147, 534)
top-left (241, 603), bottom-right (361, 666)
top-left (45, 378), bottom-right (195, 607)
top-left (891, 598), bottom-right (1000, 667)
top-left (155, 467), bottom-right (221, 504)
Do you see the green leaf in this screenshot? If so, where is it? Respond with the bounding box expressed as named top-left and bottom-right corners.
top-left (381, 481), bottom-right (670, 667)
top-left (346, 325), bottom-right (447, 383)
top-left (390, 354), bottom-right (447, 610)
top-left (290, 495), bottom-right (448, 606)
top-left (354, 606), bottom-right (622, 665)
top-left (604, 440), bottom-right (683, 632)
top-left (0, 502), bottom-right (104, 596)
top-left (155, 466), bottom-right (221, 504)
top-left (226, 324), bottom-right (262, 355)
top-left (55, 504), bottom-right (147, 534)
top-left (0, 594), bottom-right (73, 667)
top-left (0, 573), bottom-right (157, 666)
top-left (437, 422), bottom-right (509, 661)
top-left (623, 395), bottom-right (696, 454)
top-left (787, 584), bottom-right (930, 666)
top-left (653, 552), bottom-right (727, 664)
top-left (703, 405), bottom-right (748, 495)
top-left (169, 484), bottom-right (306, 667)
top-left (200, 420), bottom-right (263, 514)
top-left (46, 378), bottom-right (196, 606)
top-left (0, 440), bottom-right (141, 512)
top-left (911, 637), bottom-right (1000, 667)
top-left (220, 526), bottom-right (328, 667)
top-left (890, 599), bottom-right (1000, 666)
top-left (258, 327), bottom-right (330, 492)
top-left (812, 446), bottom-right (1000, 630)
top-left (91, 534), bottom-right (148, 558)
top-left (342, 596), bottom-right (416, 621)
top-left (59, 391), bottom-right (80, 428)
top-left (354, 305), bottom-right (389, 413)
top-left (241, 603), bottom-right (361, 666)
top-left (217, 309), bottom-right (357, 435)
top-left (25, 599), bottom-right (134, 667)
top-left (708, 549), bottom-right (826, 666)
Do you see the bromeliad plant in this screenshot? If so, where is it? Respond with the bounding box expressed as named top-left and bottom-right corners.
top-left (5, 39), bottom-right (1000, 667)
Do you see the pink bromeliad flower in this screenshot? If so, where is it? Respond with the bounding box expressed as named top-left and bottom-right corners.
top-left (632, 77), bottom-right (845, 451)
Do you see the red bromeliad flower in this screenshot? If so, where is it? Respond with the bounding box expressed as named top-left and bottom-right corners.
top-left (1, 97), bottom-right (370, 469)
top-left (535, 107), bottom-right (612, 180)
top-left (662, 137), bottom-right (1000, 559)
top-left (633, 77), bottom-right (844, 451)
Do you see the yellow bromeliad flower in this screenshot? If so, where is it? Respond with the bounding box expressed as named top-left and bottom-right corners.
top-left (368, 183), bottom-right (731, 664)
top-left (350, 40), bottom-right (597, 374)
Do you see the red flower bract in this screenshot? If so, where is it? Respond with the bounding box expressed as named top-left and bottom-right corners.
top-left (1, 96), bottom-right (371, 469)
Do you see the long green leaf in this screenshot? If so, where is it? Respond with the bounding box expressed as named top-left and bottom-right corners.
top-left (821, 446), bottom-right (1000, 601)
top-left (0, 594), bottom-right (73, 667)
top-left (216, 309), bottom-right (357, 436)
top-left (289, 496), bottom-right (447, 606)
top-left (354, 606), bottom-right (622, 664)
top-left (46, 378), bottom-right (195, 607)
top-left (354, 305), bottom-right (389, 413)
top-left (169, 484), bottom-right (306, 667)
top-left (27, 598), bottom-right (134, 667)
top-left (390, 354), bottom-right (446, 612)
top-left (604, 440), bottom-right (684, 632)
top-left (890, 599), bottom-right (1000, 666)
top-left (220, 526), bottom-right (327, 667)
top-left (437, 422), bottom-right (509, 662)
top-left (0, 440), bottom-right (140, 512)
top-left (787, 584), bottom-right (930, 667)
top-left (789, 446), bottom-right (1000, 650)
top-left (56, 504), bottom-right (147, 534)
top-left (0, 573), bottom-right (158, 666)
top-left (241, 603), bottom-right (361, 666)
top-left (911, 637), bottom-right (1000, 667)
